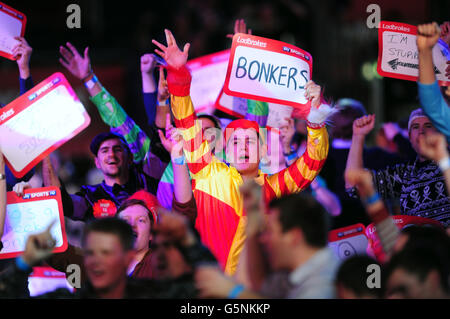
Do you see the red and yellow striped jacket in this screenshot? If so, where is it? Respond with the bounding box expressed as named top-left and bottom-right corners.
top-left (171, 94), bottom-right (329, 275)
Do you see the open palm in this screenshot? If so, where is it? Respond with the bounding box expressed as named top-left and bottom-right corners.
top-left (152, 29), bottom-right (190, 69)
top-left (59, 42), bottom-right (91, 80)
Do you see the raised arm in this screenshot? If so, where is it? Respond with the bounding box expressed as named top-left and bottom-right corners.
top-left (264, 81), bottom-right (331, 201)
top-left (417, 22), bottom-right (450, 142)
top-left (344, 114), bottom-right (375, 188)
top-left (153, 30), bottom-right (215, 179)
top-left (141, 54), bottom-right (170, 129)
top-left (12, 36), bottom-right (34, 93)
top-left (158, 114), bottom-right (193, 204)
top-left (59, 43), bottom-right (151, 163)
top-left (345, 168), bottom-right (399, 263)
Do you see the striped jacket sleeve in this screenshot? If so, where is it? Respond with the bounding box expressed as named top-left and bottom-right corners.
top-left (170, 94), bottom-right (214, 179)
top-left (90, 86), bottom-right (151, 163)
top-left (264, 125), bottom-right (329, 202)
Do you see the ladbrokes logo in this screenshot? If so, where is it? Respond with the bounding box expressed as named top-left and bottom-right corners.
top-left (237, 36), bottom-right (267, 48)
top-left (382, 23), bottom-right (411, 33)
top-left (0, 109), bottom-right (14, 122)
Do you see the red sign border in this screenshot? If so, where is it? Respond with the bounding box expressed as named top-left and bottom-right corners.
top-left (0, 1), bottom-right (27, 61)
top-left (223, 33), bottom-right (313, 109)
top-left (0, 72), bottom-right (91, 178)
top-left (377, 20), bottom-right (450, 86)
top-left (0, 186), bottom-right (69, 259)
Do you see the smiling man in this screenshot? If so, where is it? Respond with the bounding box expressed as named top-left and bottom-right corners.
top-left (60, 132), bottom-right (160, 222)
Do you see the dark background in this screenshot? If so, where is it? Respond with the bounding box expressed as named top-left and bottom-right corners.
top-left (0, 0), bottom-right (448, 186)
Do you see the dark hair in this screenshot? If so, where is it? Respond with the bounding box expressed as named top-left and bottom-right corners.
top-left (384, 246), bottom-right (450, 295)
top-left (400, 225), bottom-right (450, 261)
top-left (268, 193), bottom-right (329, 248)
top-left (116, 198), bottom-right (155, 227)
top-left (328, 99), bottom-right (366, 140)
top-left (90, 132), bottom-right (130, 157)
top-left (336, 255), bottom-right (382, 298)
top-left (82, 217), bottom-right (135, 251)
top-left (197, 114), bottom-right (222, 130)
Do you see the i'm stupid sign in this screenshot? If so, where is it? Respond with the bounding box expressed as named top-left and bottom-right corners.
top-left (223, 33), bottom-right (313, 112)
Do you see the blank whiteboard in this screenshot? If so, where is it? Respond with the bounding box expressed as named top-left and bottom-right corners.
top-left (0, 72), bottom-right (91, 178)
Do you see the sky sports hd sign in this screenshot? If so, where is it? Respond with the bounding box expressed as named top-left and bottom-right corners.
top-left (223, 33), bottom-right (313, 114)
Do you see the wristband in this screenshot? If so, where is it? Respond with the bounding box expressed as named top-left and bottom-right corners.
top-left (438, 156), bottom-right (450, 172)
top-left (16, 256), bottom-right (32, 272)
top-left (157, 98), bottom-right (170, 107)
top-left (228, 284), bottom-right (245, 299)
top-left (284, 152), bottom-right (298, 163)
top-left (84, 74), bottom-right (98, 89)
top-left (172, 155), bottom-right (186, 165)
top-left (362, 192), bottom-right (381, 206)
top-left (81, 70), bottom-right (93, 82)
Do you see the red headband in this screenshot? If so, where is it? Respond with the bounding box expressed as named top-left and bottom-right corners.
top-left (224, 119), bottom-right (261, 145)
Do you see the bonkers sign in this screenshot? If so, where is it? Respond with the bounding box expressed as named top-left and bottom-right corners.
top-left (223, 33), bottom-right (313, 111)
top-left (0, 72), bottom-right (91, 178)
top-left (377, 21), bottom-right (450, 86)
top-left (0, 187), bottom-right (68, 259)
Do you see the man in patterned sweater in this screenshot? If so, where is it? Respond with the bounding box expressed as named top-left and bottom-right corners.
top-left (153, 29), bottom-right (332, 275)
top-left (345, 108), bottom-right (450, 228)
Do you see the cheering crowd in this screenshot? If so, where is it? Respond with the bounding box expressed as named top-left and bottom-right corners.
top-left (0, 16), bottom-right (449, 299)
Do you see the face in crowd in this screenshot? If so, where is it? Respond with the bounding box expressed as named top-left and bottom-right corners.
top-left (259, 208), bottom-right (293, 271)
top-left (83, 231), bottom-right (135, 294)
top-left (225, 128), bottom-right (264, 175)
top-left (408, 117), bottom-right (437, 159)
top-left (118, 203), bottom-right (153, 253)
top-left (149, 232), bottom-right (192, 280)
top-left (95, 138), bottom-right (132, 178)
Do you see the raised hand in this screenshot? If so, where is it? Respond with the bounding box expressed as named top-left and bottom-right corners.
top-left (22, 220), bottom-right (57, 267)
top-left (140, 53), bottom-right (157, 74)
top-left (345, 168), bottom-right (375, 199)
top-left (279, 117), bottom-right (295, 152)
top-left (226, 18), bottom-right (252, 38)
top-left (154, 209), bottom-right (195, 247)
top-left (195, 265), bottom-right (236, 298)
top-left (157, 67), bottom-right (170, 103)
top-left (59, 42), bottom-right (91, 80)
top-left (152, 29), bottom-right (190, 70)
top-left (240, 179), bottom-right (265, 237)
top-left (13, 181), bottom-right (31, 197)
top-left (353, 114), bottom-right (376, 137)
top-left (304, 80), bottom-right (322, 108)
top-left (417, 22), bottom-right (440, 52)
top-left (418, 131), bottom-right (449, 163)
top-left (440, 21), bottom-right (450, 46)
top-left (158, 113), bottom-right (183, 157)
top-left (12, 37), bottom-right (32, 78)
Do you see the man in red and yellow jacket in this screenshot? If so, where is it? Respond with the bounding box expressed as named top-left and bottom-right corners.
top-left (153, 30), bottom-right (332, 275)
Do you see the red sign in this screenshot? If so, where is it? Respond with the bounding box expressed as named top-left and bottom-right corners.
top-left (377, 21), bottom-right (450, 86)
top-left (0, 187), bottom-right (68, 259)
top-left (0, 2), bottom-right (27, 60)
top-left (0, 72), bottom-right (91, 178)
top-left (223, 33), bottom-right (313, 112)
